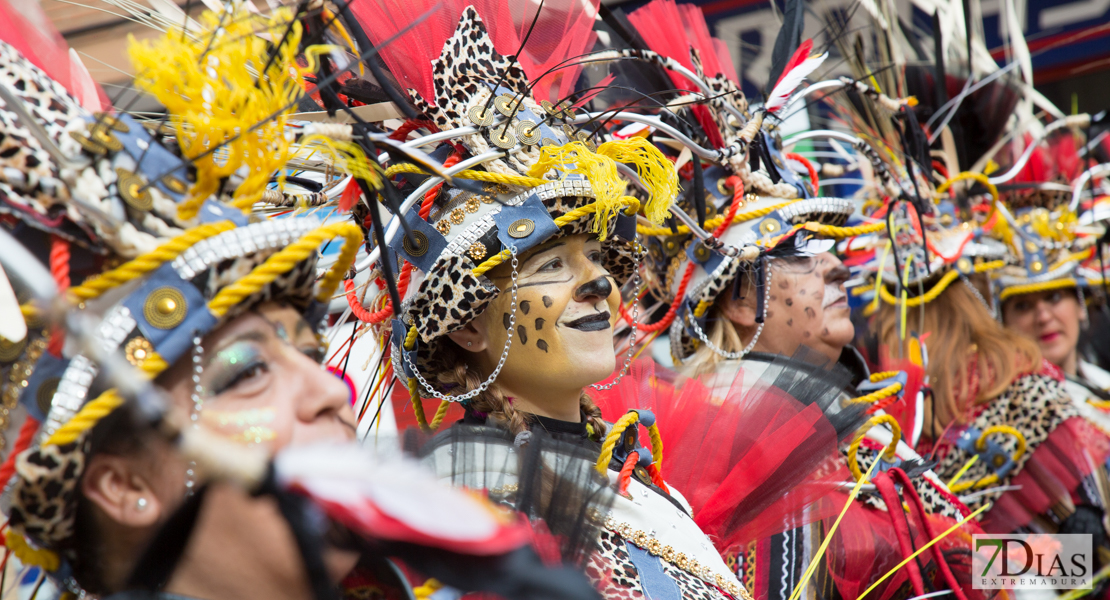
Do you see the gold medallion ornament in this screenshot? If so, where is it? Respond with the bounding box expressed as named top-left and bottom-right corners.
top-left (68, 130), bottom-right (110, 155)
top-left (94, 112), bottom-right (130, 132)
top-left (468, 105), bottom-right (495, 126)
top-left (124, 336), bottom-right (156, 368)
top-left (493, 94), bottom-right (521, 117)
top-left (144, 287), bottom-right (188, 330)
top-left (116, 168), bottom-right (154, 211)
top-left (0, 336), bottom-right (26, 363)
top-left (490, 127), bottom-right (518, 150)
top-left (514, 120), bottom-right (542, 146)
top-left (3, 337), bottom-right (45, 410)
top-left (507, 219), bottom-right (535, 239)
top-left (435, 220), bottom-right (452, 235)
top-left (163, 176), bottom-right (189, 194)
top-left (37, 377), bottom-right (60, 418)
top-left (88, 124), bottom-right (124, 151)
top-left (402, 231), bottom-right (430, 257)
top-left (449, 208), bottom-right (467, 226)
top-left (465, 197), bottom-right (481, 213)
top-left (467, 241), bottom-right (487, 262)
top-left (758, 218), bottom-right (781, 236)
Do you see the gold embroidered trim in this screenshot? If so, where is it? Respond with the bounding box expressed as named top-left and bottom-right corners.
top-left (603, 516), bottom-right (752, 600)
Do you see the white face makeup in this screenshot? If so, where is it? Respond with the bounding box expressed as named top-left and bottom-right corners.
top-left (459, 234), bottom-right (621, 410)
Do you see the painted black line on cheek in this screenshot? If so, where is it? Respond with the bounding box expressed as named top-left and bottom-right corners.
top-left (517, 277), bottom-right (573, 289)
top-left (503, 313), bottom-right (511, 330)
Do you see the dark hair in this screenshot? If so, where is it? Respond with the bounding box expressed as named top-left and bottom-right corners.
top-left (69, 405), bottom-right (155, 595)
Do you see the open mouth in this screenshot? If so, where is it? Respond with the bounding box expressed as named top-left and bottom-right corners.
top-left (563, 311), bottom-right (611, 332)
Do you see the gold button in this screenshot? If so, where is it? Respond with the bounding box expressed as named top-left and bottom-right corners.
top-left (507, 218), bottom-right (535, 239)
top-left (144, 287), bottom-right (188, 329)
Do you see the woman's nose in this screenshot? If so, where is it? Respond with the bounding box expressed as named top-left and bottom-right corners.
top-left (573, 276), bottom-right (613, 303)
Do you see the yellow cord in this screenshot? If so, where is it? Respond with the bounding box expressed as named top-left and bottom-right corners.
top-left (845, 382), bottom-right (903, 405)
top-left (4, 530), bottom-right (60, 572)
top-left (44, 389), bottom-right (125, 446)
top-left (868, 371), bottom-right (899, 382)
top-left (936, 171), bottom-right (999, 204)
top-left (637, 201), bottom-right (797, 236)
top-left (879, 269), bottom-right (960, 307)
top-left (802, 221), bottom-right (886, 238)
top-left (998, 277), bottom-right (1079, 301)
top-left (383, 163), bottom-right (547, 188)
top-left (846, 415), bottom-right (901, 482)
top-left (207, 222), bottom-right (363, 317)
top-left (68, 221), bottom-right (236, 302)
top-left (946, 454), bottom-right (979, 489)
top-left (596, 411), bottom-right (640, 475)
top-left (976, 425), bottom-right (1026, 462)
top-left (647, 423), bottom-right (664, 470)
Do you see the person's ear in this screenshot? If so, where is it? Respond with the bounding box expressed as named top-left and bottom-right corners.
top-left (81, 454), bottom-right (165, 529)
top-left (447, 319), bottom-right (488, 353)
top-left (718, 293), bottom-right (758, 329)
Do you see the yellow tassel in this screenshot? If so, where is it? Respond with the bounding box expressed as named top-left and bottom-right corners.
top-left (527, 142), bottom-right (630, 241)
top-left (596, 137), bottom-right (678, 226)
top-left (128, 7), bottom-right (305, 219)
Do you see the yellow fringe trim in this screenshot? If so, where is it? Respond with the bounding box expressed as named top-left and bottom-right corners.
top-left (877, 259), bottom-right (1005, 307)
top-left (128, 6), bottom-right (306, 219)
top-left (207, 222), bottom-right (363, 318)
top-left (595, 137), bottom-right (678, 226)
top-left (4, 530), bottom-right (60, 572)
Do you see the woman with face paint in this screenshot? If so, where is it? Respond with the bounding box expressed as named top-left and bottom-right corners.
top-left (347, 2), bottom-right (751, 599)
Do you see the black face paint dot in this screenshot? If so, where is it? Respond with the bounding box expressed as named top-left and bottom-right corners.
top-left (535, 318), bottom-right (545, 330)
top-left (805, 307), bottom-right (816, 319)
top-left (542, 295), bottom-right (553, 308)
top-left (770, 295), bottom-right (777, 302)
top-left (786, 319), bottom-right (793, 327)
top-left (784, 298), bottom-right (793, 306)
top-left (766, 311), bottom-right (774, 319)
top-left (822, 327), bottom-right (830, 336)
top-left (517, 326), bottom-right (528, 345)
top-left (536, 339), bottom-right (548, 352)
top-left (803, 331), bottom-right (811, 338)
top-left (778, 281), bottom-right (789, 290)
top-left (520, 300), bottom-right (531, 314)
top-left (503, 313), bottom-right (511, 330)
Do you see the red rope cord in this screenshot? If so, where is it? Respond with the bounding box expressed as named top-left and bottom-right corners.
top-left (0, 417), bottom-right (40, 487)
top-left (784, 152), bottom-right (819, 196)
top-left (388, 119), bottom-right (435, 142)
top-left (47, 236), bottom-right (69, 357)
top-left (420, 153), bottom-right (461, 220)
top-left (647, 463), bottom-right (670, 494)
top-left (617, 451), bottom-right (638, 495)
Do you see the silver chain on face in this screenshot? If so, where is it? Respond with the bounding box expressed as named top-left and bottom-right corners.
top-left (592, 245), bottom-right (644, 390)
top-left (688, 259), bottom-right (771, 360)
top-left (405, 245), bottom-right (520, 402)
top-left (185, 334), bottom-right (204, 497)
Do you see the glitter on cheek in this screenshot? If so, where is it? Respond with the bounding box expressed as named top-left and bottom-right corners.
top-left (201, 407), bottom-right (277, 446)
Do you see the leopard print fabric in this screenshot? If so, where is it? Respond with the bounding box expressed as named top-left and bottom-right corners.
top-left (8, 438), bottom-right (84, 549)
top-left (587, 529), bottom-right (735, 600)
top-left (408, 253), bottom-right (499, 343)
top-left (933, 372), bottom-right (1078, 512)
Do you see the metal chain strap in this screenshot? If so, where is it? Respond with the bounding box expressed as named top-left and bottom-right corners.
top-left (406, 245), bottom-right (520, 402)
top-left (592, 245), bottom-right (644, 391)
top-left (688, 261), bottom-right (771, 360)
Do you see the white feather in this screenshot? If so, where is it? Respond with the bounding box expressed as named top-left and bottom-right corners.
top-left (765, 52), bottom-right (827, 113)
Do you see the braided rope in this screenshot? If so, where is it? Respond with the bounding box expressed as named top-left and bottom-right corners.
top-left (4, 530), bottom-right (59, 571)
top-left (0, 417), bottom-right (39, 486)
top-left (998, 277), bottom-right (1078, 301)
top-left (846, 414), bottom-right (901, 482)
top-left (408, 377), bottom-right (431, 432)
top-left (208, 222), bottom-right (363, 317)
top-left (878, 259), bottom-right (1007, 306)
top-left (69, 222), bottom-right (236, 302)
top-left (618, 451), bottom-right (638, 495)
top-left (596, 411), bottom-right (640, 475)
top-left (47, 236), bottom-right (70, 357)
top-left (869, 371), bottom-right (900, 382)
top-left (636, 201), bottom-right (797, 236)
top-left (803, 221), bottom-right (885, 238)
top-left (646, 422), bottom-right (664, 470)
top-left (383, 163), bottom-right (546, 188)
top-left (976, 425), bottom-right (1027, 462)
top-left (936, 171), bottom-right (999, 203)
top-left (846, 382), bottom-right (903, 405)
top-left (44, 389), bottom-right (124, 446)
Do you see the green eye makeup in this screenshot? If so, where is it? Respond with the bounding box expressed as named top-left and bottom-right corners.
top-left (204, 342), bottom-right (268, 396)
